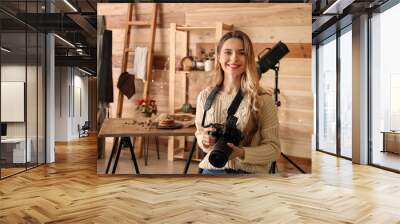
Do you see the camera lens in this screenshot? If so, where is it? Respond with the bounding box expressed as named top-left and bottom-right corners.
top-left (208, 138), bottom-right (232, 168)
top-left (209, 150), bottom-right (228, 168)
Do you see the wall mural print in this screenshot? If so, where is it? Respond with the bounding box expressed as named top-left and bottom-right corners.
top-left (97, 3), bottom-right (312, 175)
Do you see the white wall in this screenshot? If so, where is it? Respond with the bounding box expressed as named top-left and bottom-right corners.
top-left (1, 65), bottom-right (34, 136)
top-left (72, 73), bottom-right (89, 138)
top-left (1, 63), bottom-right (45, 164)
top-left (54, 67), bottom-right (89, 141)
top-left (55, 67), bottom-right (69, 141)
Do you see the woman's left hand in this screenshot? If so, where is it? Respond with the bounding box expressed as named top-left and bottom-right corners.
top-left (227, 143), bottom-right (245, 160)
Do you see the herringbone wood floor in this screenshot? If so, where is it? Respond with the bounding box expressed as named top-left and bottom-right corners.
top-left (1, 136), bottom-right (400, 223)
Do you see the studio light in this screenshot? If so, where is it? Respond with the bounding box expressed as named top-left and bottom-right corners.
top-left (256, 41), bottom-right (289, 76)
top-left (256, 41), bottom-right (290, 107)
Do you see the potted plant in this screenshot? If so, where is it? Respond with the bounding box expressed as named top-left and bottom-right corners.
top-left (204, 49), bottom-right (215, 72)
top-left (136, 98), bottom-right (157, 117)
top-left (181, 103), bottom-right (193, 113)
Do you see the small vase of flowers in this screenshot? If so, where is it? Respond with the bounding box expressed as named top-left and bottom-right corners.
top-left (136, 98), bottom-right (157, 117)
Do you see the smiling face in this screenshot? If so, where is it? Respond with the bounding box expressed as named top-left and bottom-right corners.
top-left (218, 38), bottom-right (246, 78)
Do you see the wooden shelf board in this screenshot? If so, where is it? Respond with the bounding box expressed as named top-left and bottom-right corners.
top-left (175, 23), bottom-right (233, 32)
top-left (176, 70), bottom-right (212, 74)
top-left (176, 26), bottom-right (216, 31)
top-left (128, 21), bottom-right (151, 26)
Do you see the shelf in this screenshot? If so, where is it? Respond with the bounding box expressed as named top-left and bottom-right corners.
top-left (176, 24), bottom-right (233, 32)
top-left (128, 21), bottom-right (151, 26)
top-left (176, 70), bottom-right (212, 75)
top-left (176, 26), bottom-right (216, 31)
top-left (168, 21), bottom-right (233, 161)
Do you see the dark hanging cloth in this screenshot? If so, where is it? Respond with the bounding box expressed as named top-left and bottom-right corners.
top-left (98, 29), bottom-right (114, 103)
top-left (117, 72), bottom-right (136, 99)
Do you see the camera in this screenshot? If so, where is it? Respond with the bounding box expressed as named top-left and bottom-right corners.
top-left (205, 116), bottom-right (243, 168)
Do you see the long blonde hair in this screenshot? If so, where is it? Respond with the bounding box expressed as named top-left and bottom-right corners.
top-left (212, 30), bottom-right (262, 145)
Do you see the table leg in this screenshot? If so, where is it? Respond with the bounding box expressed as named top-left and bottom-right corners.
top-left (105, 137), bottom-right (119, 174)
top-left (155, 136), bottom-right (160, 160)
top-left (112, 139), bottom-right (123, 174)
top-left (168, 137), bottom-right (174, 161)
top-left (127, 137), bottom-right (140, 174)
top-left (144, 136), bottom-right (149, 166)
top-left (382, 132), bottom-right (386, 152)
top-left (136, 137), bottom-right (144, 158)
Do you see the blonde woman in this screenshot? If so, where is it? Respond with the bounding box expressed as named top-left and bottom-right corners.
top-left (195, 30), bottom-right (280, 174)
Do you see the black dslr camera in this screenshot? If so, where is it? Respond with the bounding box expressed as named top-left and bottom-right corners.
top-left (205, 116), bottom-right (243, 168)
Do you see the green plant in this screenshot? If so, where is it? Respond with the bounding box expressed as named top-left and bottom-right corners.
top-left (181, 103), bottom-right (193, 113)
top-left (206, 49), bottom-right (215, 60)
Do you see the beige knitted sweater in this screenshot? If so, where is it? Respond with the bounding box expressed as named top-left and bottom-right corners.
top-left (195, 87), bottom-right (281, 173)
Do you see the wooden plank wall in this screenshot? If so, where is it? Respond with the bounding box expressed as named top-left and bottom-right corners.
top-left (98, 3), bottom-right (312, 163)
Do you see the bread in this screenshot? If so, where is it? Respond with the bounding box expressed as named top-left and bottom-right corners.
top-left (157, 114), bottom-right (175, 127)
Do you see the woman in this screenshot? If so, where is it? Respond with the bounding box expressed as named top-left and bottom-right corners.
top-left (195, 30), bottom-right (280, 174)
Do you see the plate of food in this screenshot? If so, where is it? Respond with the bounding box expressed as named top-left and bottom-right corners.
top-left (173, 113), bottom-right (195, 127)
top-left (155, 114), bottom-right (183, 129)
top-left (156, 122), bottom-right (183, 129)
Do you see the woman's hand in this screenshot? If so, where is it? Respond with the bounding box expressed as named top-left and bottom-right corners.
top-left (227, 143), bottom-right (245, 160)
top-left (201, 127), bottom-right (217, 148)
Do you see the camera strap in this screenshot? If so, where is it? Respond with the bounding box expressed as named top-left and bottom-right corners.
top-left (201, 85), bottom-right (244, 127)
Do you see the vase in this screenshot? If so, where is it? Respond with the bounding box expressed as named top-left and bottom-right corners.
top-left (195, 61), bottom-right (205, 71)
top-left (143, 112), bottom-right (152, 117)
top-left (204, 59), bottom-right (214, 72)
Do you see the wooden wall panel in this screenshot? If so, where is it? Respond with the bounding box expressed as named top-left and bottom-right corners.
top-left (100, 3), bottom-right (313, 164)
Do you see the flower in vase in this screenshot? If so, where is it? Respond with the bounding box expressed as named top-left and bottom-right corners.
top-left (136, 97), bottom-right (157, 116)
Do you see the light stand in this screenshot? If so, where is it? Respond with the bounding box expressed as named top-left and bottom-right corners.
top-left (269, 58), bottom-right (305, 174)
top-left (272, 63), bottom-right (281, 107)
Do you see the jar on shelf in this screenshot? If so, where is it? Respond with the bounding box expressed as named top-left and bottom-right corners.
top-left (204, 59), bottom-right (214, 72)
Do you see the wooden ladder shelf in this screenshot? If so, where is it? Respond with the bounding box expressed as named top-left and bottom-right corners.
top-left (113, 3), bottom-right (158, 159)
top-left (116, 3), bottom-right (158, 118)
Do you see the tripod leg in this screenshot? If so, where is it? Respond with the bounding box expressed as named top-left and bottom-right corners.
top-left (127, 137), bottom-right (140, 174)
top-left (126, 137), bottom-right (135, 160)
top-left (105, 137), bottom-right (119, 174)
top-left (183, 138), bottom-right (197, 174)
top-left (112, 139), bottom-right (124, 174)
top-left (281, 152), bottom-right (305, 174)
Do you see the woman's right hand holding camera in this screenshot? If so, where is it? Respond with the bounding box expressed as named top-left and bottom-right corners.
top-left (201, 127), bottom-right (216, 149)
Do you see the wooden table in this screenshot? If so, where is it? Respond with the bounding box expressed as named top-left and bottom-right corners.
top-left (381, 131), bottom-right (400, 154)
top-left (98, 118), bottom-right (196, 138)
top-left (98, 118), bottom-right (196, 174)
